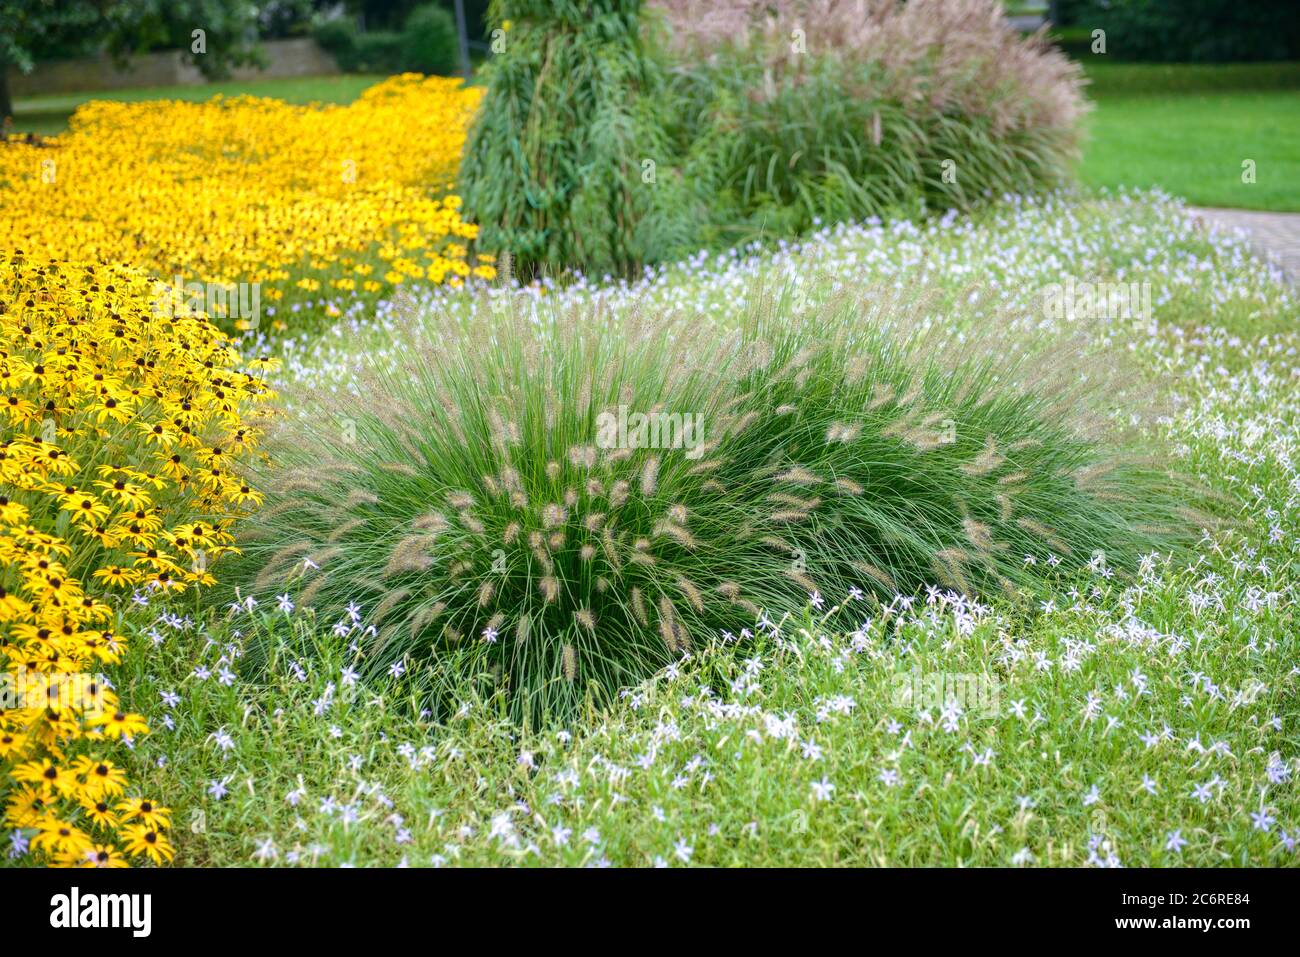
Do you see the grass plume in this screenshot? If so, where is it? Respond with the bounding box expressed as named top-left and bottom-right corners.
top-left (231, 287), bottom-right (1191, 720)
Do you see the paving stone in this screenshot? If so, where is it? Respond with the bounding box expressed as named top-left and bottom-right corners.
top-left (1188, 207), bottom-right (1300, 285)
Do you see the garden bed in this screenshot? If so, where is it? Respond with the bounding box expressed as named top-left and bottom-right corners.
top-left (77, 191), bottom-right (1300, 867)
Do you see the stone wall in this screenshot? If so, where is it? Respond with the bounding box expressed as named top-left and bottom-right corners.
top-left (9, 38), bottom-right (339, 97)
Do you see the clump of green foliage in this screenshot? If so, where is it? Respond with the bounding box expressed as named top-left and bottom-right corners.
top-left (401, 4), bottom-right (459, 74)
top-left (234, 288), bottom-right (1189, 720)
top-left (457, 0), bottom-right (674, 279)
top-left (314, 4), bottom-right (458, 75)
top-left (459, 0), bottom-right (1087, 275)
top-left (1063, 0), bottom-right (1300, 63)
top-left (645, 0), bottom-right (1087, 258)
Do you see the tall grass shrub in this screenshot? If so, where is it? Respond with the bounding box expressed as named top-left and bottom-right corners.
top-left (233, 288), bottom-right (1189, 719)
top-left (459, 0), bottom-right (1088, 274)
top-left (457, 0), bottom-right (673, 278)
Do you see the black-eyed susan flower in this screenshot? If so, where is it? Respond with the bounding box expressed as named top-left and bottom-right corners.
top-left (93, 477), bottom-right (151, 509)
top-left (0, 729), bottom-right (28, 758)
top-left (120, 824), bottom-right (175, 865)
top-left (72, 756), bottom-right (129, 798)
top-left (91, 565), bottom-right (138, 589)
top-left (5, 785), bottom-right (49, 827)
top-left (70, 843), bottom-right (129, 868)
top-left (80, 797), bottom-right (120, 829)
top-left (115, 797), bottom-right (171, 830)
top-left (14, 758), bottom-right (79, 797)
top-left (90, 710), bottom-right (150, 740)
top-left (31, 817), bottom-right (95, 857)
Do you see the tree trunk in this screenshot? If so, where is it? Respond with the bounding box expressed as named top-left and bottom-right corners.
top-left (0, 66), bottom-right (12, 125)
top-left (454, 0), bottom-right (472, 82)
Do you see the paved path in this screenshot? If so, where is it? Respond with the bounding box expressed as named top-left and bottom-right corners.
top-left (1188, 207), bottom-right (1300, 284)
top-left (1006, 14), bottom-right (1047, 31)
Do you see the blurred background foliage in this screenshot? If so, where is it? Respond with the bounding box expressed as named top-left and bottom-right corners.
top-left (1052, 0), bottom-right (1300, 62)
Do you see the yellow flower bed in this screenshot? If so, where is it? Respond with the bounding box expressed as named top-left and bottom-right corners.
top-left (0, 75), bottom-right (493, 325)
top-left (0, 255), bottom-right (276, 865)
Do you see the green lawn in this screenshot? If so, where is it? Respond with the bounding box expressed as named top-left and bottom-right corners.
top-left (8, 74), bottom-right (382, 136)
top-left (1079, 61), bottom-right (1300, 212)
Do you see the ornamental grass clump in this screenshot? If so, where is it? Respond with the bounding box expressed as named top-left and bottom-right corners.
top-left (647, 0), bottom-right (1088, 255)
top-left (235, 289), bottom-right (1190, 720)
top-left (460, 0), bottom-right (1087, 275)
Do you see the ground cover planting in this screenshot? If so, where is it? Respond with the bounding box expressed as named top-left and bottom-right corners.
top-left (2, 0), bottom-right (1297, 876)
top-left (99, 192), bottom-right (1300, 867)
top-left (0, 255), bottom-right (275, 865)
top-left (0, 75), bottom-right (493, 330)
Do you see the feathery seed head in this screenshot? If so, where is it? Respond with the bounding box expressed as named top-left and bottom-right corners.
top-left (775, 465), bottom-right (821, 485)
top-left (640, 456), bottom-right (660, 497)
top-left (609, 480), bottom-right (631, 507)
